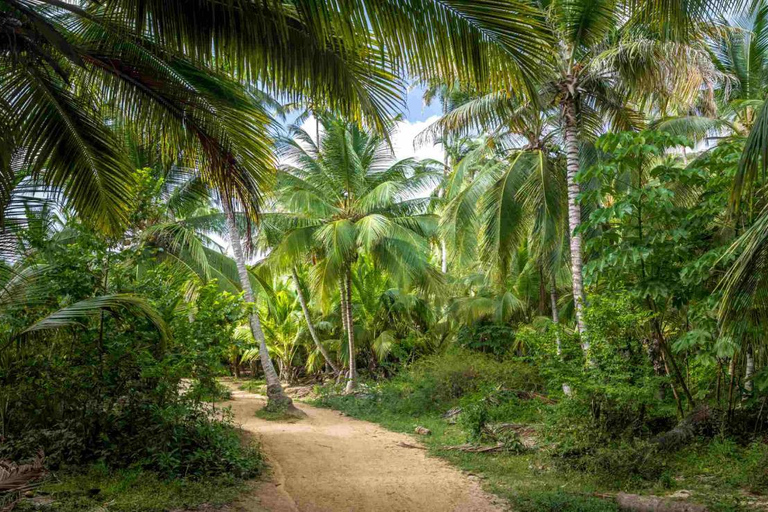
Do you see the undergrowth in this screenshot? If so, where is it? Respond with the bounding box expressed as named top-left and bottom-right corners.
top-left (15, 464), bottom-right (252, 512)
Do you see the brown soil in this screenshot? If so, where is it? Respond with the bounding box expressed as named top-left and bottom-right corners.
top-left (221, 384), bottom-right (507, 512)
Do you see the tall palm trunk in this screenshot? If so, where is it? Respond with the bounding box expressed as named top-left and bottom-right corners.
top-left (745, 345), bottom-right (755, 394)
top-left (291, 267), bottom-right (340, 375)
top-left (551, 278), bottom-right (571, 395)
top-left (562, 95), bottom-right (588, 350)
top-left (550, 278), bottom-right (561, 356)
top-left (223, 201), bottom-right (297, 412)
top-left (343, 266), bottom-right (357, 393)
top-left (441, 240), bottom-right (448, 274)
top-left (440, 148), bottom-right (449, 274)
top-left (336, 276), bottom-right (351, 384)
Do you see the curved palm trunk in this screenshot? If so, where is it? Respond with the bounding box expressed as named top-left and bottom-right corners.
top-left (223, 201), bottom-right (297, 412)
top-left (343, 267), bottom-right (357, 393)
top-left (562, 96), bottom-right (588, 351)
top-left (291, 266), bottom-right (341, 375)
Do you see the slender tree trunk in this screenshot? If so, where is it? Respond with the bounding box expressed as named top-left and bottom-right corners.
top-left (339, 277), bottom-right (349, 335)
top-left (441, 240), bottom-right (448, 274)
top-left (550, 278), bottom-right (561, 356)
top-left (728, 354), bottom-right (738, 420)
top-left (562, 96), bottom-right (588, 349)
top-left (551, 278), bottom-right (571, 396)
top-left (662, 350), bottom-right (685, 418)
top-left (337, 277), bottom-right (350, 384)
top-left (653, 321), bottom-right (695, 406)
top-left (441, 137), bottom-right (450, 274)
top-left (344, 266), bottom-right (357, 393)
top-left (233, 353), bottom-right (241, 379)
top-left (646, 336), bottom-right (667, 401)
top-left (291, 267), bottom-right (340, 375)
top-left (716, 360), bottom-right (723, 404)
top-left (223, 200), bottom-right (298, 412)
top-left (745, 345), bottom-right (754, 395)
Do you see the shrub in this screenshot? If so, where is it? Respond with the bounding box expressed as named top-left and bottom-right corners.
top-left (0, 267), bottom-right (259, 481)
top-left (456, 324), bottom-right (518, 356)
top-left (139, 406), bottom-right (262, 479)
top-left (459, 402), bottom-right (490, 441)
top-left (378, 350), bottom-right (543, 415)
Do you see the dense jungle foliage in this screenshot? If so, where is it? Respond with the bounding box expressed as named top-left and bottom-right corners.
top-left (5, 0), bottom-right (768, 510)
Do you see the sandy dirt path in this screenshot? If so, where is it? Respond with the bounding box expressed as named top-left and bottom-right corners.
top-left (222, 385), bottom-right (507, 512)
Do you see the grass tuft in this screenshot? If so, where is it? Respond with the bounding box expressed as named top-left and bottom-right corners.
top-left (14, 464), bottom-right (251, 512)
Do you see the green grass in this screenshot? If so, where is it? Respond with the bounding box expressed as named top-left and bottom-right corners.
top-left (311, 391), bottom-right (763, 512)
top-left (15, 464), bottom-right (252, 512)
top-left (255, 406), bottom-right (303, 422)
top-left (238, 378), bottom-right (266, 394)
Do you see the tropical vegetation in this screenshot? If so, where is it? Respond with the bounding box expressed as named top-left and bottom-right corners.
top-left (5, 0), bottom-right (768, 510)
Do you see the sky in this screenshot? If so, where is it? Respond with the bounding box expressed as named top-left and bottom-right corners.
top-left (292, 85), bottom-right (446, 163)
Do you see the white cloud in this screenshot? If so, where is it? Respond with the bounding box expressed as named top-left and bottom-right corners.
top-left (390, 115), bottom-right (444, 163)
top-left (295, 115), bottom-right (445, 164)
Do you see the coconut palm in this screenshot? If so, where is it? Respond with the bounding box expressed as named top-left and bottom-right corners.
top-left (0, 2), bottom-right (282, 235)
top-left (425, 102), bottom-right (570, 318)
top-left (653, 3), bottom-right (768, 146)
top-left (349, 256), bottom-right (439, 368)
top-left (422, 1), bottom-right (721, 345)
top-left (222, 199), bottom-right (302, 412)
top-left (264, 117), bottom-right (443, 392)
top-left (0, 0), bottom-right (560, 243)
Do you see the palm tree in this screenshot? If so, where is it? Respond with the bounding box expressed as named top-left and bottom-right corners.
top-left (653, 3), bottom-right (768, 144)
top-left (99, 157), bottom-right (298, 410)
top-left (0, 2), bottom-right (282, 235)
top-left (223, 199), bottom-right (301, 412)
top-left (425, 102), bottom-right (570, 322)
top-left (265, 117), bottom-right (442, 392)
top-left (0, 0), bottom-right (559, 242)
top-left (423, 2), bottom-right (720, 346)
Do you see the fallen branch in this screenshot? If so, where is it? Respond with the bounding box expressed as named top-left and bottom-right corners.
top-left (396, 441), bottom-right (426, 450)
top-left (442, 443), bottom-right (505, 453)
top-left (442, 407), bottom-right (461, 423)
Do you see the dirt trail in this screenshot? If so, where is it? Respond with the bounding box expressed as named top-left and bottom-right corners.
top-left (222, 385), bottom-right (507, 512)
